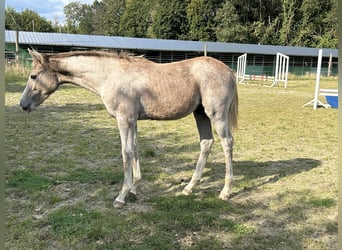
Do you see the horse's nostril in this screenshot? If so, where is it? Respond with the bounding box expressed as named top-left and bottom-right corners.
top-left (20, 102), bottom-right (29, 111)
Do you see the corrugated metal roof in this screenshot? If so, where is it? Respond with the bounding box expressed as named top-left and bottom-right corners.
top-left (5, 30), bottom-right (338, 58)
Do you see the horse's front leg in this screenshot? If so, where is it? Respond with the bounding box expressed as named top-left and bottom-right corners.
top-left (113, 117), bottom-right (137, 208)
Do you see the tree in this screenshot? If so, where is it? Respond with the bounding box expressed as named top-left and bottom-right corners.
top-left (252, 0), bottom-right (283, 45)
top-left (187, 0), bottom-right (223, 41)
top-left (119, 0), bottom-right (153, 37)
top-left (317, 0), bottom-right (337, 48)
top-left (64, 1), bottom-right (94, 34)
top-left (216, 0), bottom-right (282, 44)
top-left (215, 1), bottom-right (249, 43)
top-left (278, 0), bottom-right (301, 45)
top-left (5, 7), bottom-right (54, 32)
top-left (90, 0), bottom-right (106, 35)
top-left (5, 7), bottom-right (20, 30)
top-left (294, 0), bottom-right (337, 48)
top-left (149, 0), bottom-right (189, 40)
top-left (79, 5), bottom-right (94, 34)
top-left (91, 0), bottom-right (125, 36)
top-left (6, 0), bottom-right (338, 48)
top-left (251, 18), bottom-right (281, 45)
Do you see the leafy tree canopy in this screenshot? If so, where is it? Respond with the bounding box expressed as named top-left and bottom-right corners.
top-left (5, 7), bottom-right (54, 32)
top-left (5, 0), bottom-right (338, 48)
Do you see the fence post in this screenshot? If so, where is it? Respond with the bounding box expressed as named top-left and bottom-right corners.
top-left (15, 30), bottom-right (19, 63)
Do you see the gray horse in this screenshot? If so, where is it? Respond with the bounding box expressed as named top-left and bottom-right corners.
top-left (20, 49), bottom-right (238, 208)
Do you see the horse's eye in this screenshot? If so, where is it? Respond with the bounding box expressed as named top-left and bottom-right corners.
top-left (30, 74), bottom-right (37, 80)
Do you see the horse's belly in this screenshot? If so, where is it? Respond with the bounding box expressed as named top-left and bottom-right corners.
top-left (140, 92), bottom-right (200, 120)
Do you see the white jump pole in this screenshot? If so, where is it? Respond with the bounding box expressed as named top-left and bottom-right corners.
top-left (313, 49), bottom-right (323, 110)
top-left (237, 53), bottom-right (247, 84)
top-left (302, 49), bottom-right (326, 109)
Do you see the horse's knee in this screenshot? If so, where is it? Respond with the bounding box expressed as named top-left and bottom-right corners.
top-left (200, 138), bottom-right (214, 153)
top-left (122, 149), bottom-right (134, 163)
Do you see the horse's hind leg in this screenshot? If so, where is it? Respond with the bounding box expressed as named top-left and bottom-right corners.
top-left (131, 125), bottom-right (141, 196)
top-left (182, 106), bottom-right (214, 195)
top-left (212, 117), bottom-right (234, 200)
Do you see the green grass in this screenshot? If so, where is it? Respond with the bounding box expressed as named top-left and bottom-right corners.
top-left (48, 206), bottom-right (103, 239)
top-left (5, 70), bottom-right (337, 249)
top-left (306, 197), bottom-right (336, 208)
top-left (6, 169), bottom-right (55, 192)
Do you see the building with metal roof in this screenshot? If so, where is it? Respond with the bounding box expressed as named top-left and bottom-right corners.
top-left (5, 30), bottom-right (338, 76)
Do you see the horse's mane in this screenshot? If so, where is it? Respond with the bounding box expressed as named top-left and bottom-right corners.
top-left (48, 50), bottom-right (143, 60)
top-left (43, 50), bottom-right (146, 75)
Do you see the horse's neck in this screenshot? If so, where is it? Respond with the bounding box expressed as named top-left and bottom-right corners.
top-left (53, 56), bottom-right (111, 96)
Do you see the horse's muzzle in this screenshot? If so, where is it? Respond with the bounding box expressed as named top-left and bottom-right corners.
top-left (20, 100), bottom-right (33, 112)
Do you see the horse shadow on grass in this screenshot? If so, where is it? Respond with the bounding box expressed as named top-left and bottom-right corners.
top-left (228, 158), bottom-right (321, 198)
top-left (154, 157), bottom-right (321, 198)
top-left (134, 157), bottom-right (335, 249)
top-left (139, 157), bottom-right (333, 248)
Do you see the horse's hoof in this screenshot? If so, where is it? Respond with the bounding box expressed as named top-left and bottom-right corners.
top-left (182, 188), bottom-right (192, 196)
top-left (113, 200), bottom-right (125, 209)
top-left (219, 192), bottom-right (230, 201)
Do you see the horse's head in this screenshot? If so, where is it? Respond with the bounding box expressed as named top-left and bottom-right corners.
top-left (20, 49), bottom-right (59, 112)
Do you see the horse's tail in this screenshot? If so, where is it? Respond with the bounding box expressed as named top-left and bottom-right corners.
top-left (228, 85), bottom-right (238, 133)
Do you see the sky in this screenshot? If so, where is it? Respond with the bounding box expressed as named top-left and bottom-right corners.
top-left (5, 0), bottom-right (95, 24)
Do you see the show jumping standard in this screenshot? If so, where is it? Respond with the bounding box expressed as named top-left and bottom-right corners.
top-left (20, 49), bottom-right (238, 208)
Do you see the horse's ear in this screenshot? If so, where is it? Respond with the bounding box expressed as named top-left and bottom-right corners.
top-left (28, 49), bottom-right (46, 64)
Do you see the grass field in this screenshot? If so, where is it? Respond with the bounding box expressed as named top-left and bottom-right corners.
top-left (5, 69), bottom-right (338, 249)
